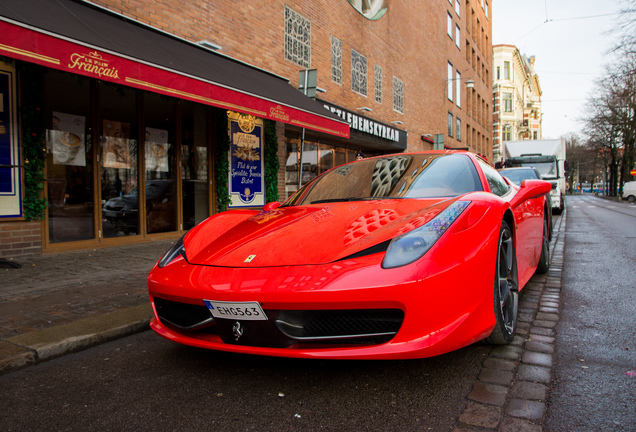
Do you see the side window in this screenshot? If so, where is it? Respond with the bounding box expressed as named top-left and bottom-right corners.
top-left (478, 160), bottom-right (509, 196)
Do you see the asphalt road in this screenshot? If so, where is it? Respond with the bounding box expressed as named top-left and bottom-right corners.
top-left (546, 195), bottom-right (636, 431)
top-left (0, 330), bottom-right (490, 431)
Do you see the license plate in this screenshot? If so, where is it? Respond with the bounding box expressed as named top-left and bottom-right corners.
top-left (204, 300), bottom-right (268, 321)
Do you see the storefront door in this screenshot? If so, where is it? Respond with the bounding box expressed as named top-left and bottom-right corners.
top-left (43, 70), bottom-right (214, 250)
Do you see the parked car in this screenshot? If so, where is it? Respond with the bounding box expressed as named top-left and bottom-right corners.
top-left (499, 167), bottom-right (553, 240)
top-left (148, 151), bottom-right (551, 360)
top-left (622, 181), bottom-right (636, 203)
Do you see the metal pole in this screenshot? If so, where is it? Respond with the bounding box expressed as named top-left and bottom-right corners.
top-left (298, 69), bottom-right (309, 190)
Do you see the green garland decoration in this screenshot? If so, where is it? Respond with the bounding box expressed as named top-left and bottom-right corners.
top-left (214, 109), bottom-right (232, 212)
top-left (18, 62), bottom-right (48, 221)
top-left (264, 119), bottom-right (280, 203)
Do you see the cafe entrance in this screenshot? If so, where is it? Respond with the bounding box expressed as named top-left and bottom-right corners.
top-left (44, 69), bottom-right (213, 250)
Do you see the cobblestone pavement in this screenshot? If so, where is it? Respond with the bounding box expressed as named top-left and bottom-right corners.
top-left (452, 213), bottom-right (565, 432)
top-left (0, 240), bottom-right (173, 339)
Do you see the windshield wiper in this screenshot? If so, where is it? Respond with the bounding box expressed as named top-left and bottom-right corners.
top-left (310, 196), bottom-right (405, 204)
top-left (310, 197), bottom-right (359, 204)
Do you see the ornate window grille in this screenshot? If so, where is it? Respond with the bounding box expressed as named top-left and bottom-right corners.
top-left (351, 49), bottom-right (368, 96)
top-left (331, 36), bottom-right (342, 84)
top-left (374, 65), bottom-right (382, 104)
top-left (284, 6), bottom-right (311, 68)
top-left (393, 76), bottom-right (404, 114)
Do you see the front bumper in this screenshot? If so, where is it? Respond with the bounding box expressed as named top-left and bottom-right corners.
top-left (148, 240), bottom-right (497, 360)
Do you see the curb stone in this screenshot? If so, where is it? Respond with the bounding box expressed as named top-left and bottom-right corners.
top-left (453, 210), bottom-right (566, 432)
top-left (0, 303), bottom-right (152, 375)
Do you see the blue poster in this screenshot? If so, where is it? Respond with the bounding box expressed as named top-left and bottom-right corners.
top-left (228, 112), bottom-right (264, 207)
top-left (0, 71), bottom-right (12, 194)
top-left (0, 62), bottom-right (22, 219)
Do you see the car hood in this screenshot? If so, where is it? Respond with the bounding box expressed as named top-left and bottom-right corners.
top-left (184, 199), bottom-right (458, 267)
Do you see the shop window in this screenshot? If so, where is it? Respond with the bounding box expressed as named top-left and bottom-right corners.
top-left (320, 147), bottom-right (334, 174)
top-left (301, 142), bottom-right (319, 185)
top-left (335, 149), bottom-right (346, 167)
top-left (100, 82), bottom-right (139, 238)
top-left (44, 71), bottom-right (94, 243)
top-left (181, 102), bottom-right (210, 230)
top-left (143, 92), bottom-right (177, 234)
top-left (285, 137), bottom-right (299, 198)
top-left (348, 149), bottom-right (358, 163)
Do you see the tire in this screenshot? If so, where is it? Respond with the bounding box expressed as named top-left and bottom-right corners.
top-left (628, 195), bottom-right (636, 203)
top-left (486, 220), bottom-right (519, 345)
top-left (535, 216), bottom-right (550, 274)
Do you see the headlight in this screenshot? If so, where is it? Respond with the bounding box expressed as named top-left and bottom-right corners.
top-left (382, 201), bottom-right (470, 269)
top-left (158, 234), bottom-right (187, 268)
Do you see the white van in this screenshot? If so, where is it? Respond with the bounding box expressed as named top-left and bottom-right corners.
top-left (623, 181), bottom-right (636, 203)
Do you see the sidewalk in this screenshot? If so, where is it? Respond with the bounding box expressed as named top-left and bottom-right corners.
top-left (0, 239), bottom-right (174, 374)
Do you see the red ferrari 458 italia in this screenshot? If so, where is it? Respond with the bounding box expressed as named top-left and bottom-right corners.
top-left (147, 151), bottom-right (552, 359)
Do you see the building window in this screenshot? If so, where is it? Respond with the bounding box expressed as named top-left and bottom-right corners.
top-left (504, 61), bottom-right (511, 80)
top-left (503, 124), bottom-right (512, 141)
top-left (447, 12), bottom-right (453, 39)
top-left (455, 0), bottom-right (461, 16)
top-left (447, 62), bottom-right (453, 101)
top-left (455, 25), bottom-right (461, 48)
top-left (497, 66), bottom-right (500, 80)
top-left (503, 92), bottom-right (513, 112)
top-left (448, 112), bottom-right (454, 137)
top-left (284, 6), bottom-right (311, 68)
top-left (485, 1), bottom-right (489, 18)
top-left (393, 76), bottom-right (404, 113)
top-left (374, 64), bottom-right (382, 104)
top-left (456, 117), bottom-right (462, 141)
top-left (456, 70), bottom-right (461, 107)
top-left (351, 49), bottom-right (368, 96)
top-left (331, 36), bottom-right (342, 84)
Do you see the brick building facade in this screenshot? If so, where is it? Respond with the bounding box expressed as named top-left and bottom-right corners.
top-left (0, 0), bottom-right (492, 256)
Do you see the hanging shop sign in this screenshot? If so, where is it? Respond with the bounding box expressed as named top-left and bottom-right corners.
top-left (0, 60), bottom-right (21, 218)
top-left (228, 111), bottom-right (264, 208)
top-left (320, 101), bottom-right (407, 150)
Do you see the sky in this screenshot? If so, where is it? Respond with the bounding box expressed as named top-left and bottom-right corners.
top-left (492, 0), bottom-right (625, 139)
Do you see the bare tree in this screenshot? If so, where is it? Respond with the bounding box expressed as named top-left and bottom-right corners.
top-left (611, 0), bottom-right (636, 56)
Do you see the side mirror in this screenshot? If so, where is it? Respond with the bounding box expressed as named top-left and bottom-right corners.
top-left (263, 201), bottom-right (281, 211)
top-left (511, 180), bottom-right (551, 208)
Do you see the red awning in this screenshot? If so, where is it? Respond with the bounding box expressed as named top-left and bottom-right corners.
top-left (0, 0), bottom-right (349, 138)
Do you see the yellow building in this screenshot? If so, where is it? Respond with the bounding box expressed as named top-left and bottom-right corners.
top-left (492, 45), bottom-right (542, 165)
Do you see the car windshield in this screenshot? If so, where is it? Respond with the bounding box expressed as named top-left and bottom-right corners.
top-left (520, 161), bottom-right (557, 179)
top-left (286, 153), bottom-right (483, 205)
top-left (500, 168), bottom-right (539, 185)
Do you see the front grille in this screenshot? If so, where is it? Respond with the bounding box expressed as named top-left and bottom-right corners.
top-left (274, 309), bottom-right (404, 343)
top-left (154, 298), bottom-right (404, 347)
top-left (154, 297), bottom-right (214, 330)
